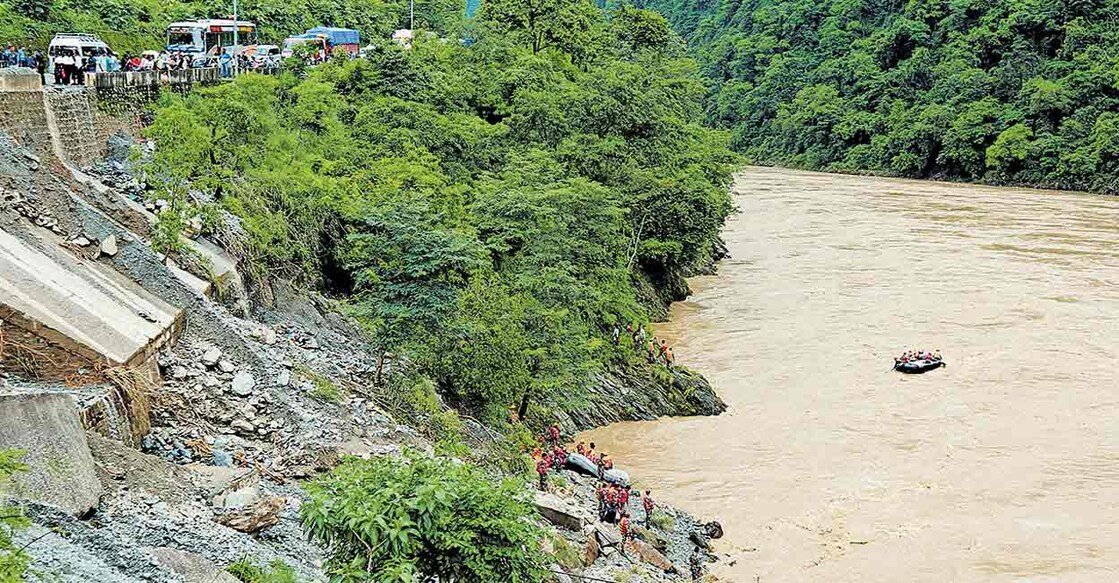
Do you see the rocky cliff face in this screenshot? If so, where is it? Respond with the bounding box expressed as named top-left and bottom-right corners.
top-left (561, 364), bottom-right (727, 432)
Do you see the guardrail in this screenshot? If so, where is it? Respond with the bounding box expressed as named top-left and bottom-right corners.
top-left (85, 67), bottom-right (223, 88)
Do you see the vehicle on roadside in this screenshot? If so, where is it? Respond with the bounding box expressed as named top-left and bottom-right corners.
top-left (166, 19), bottom-right (257, 56)
top-left (243, 44), bottom-right (281, 69)
top-left (47, 33), bottom-right (111, 76)
top-left (281, 27), bottom-right (360, 61)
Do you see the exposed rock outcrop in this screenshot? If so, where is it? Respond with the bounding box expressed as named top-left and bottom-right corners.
top-left (562, 364), bottom-right (726, 431)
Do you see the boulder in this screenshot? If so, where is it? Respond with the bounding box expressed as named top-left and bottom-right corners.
top-left (230, 372), bottom-right (255, 397)
top-left (213, 484), bottom-right (261, 509)
top-left (214, 496), bottom-right (285, 534)
top-left (633, 525), bottom-right (669, 552)
top-left (584, 533), bottom-right (600, 565)
top-left (149, 547), bottom-right (240, 583)
top-left (99, 234), bottom-right (118, 257)
top-left (593, 522), bottom-right (621, 547)
top-left (0, 392), bottom-right (101, 516)
top-left (535, 492), bottom-right (589, 531)
top-left (626, 539), bottom-right (677, 573)
top-left (549, 565), bottom-right (573, 583)
top-left (201, 347), bottom-right (222, 367)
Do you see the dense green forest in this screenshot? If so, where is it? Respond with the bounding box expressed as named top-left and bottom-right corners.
top-left (640, 0), bottom-right (1119, 193)
top-left (141, 0), bottom-right (734, 425)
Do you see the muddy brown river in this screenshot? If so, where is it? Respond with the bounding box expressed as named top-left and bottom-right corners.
top-left (582, 167), bottom-right (1119, 582)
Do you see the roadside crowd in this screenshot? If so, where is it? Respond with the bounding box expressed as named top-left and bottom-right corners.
top-left (3, 42), bottom-right (277, 86)
top-left (1, 45), bottom-right (44, 71)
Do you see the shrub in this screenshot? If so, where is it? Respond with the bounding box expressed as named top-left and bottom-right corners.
top-left (301, 452), bottom-right (545, 582)
top-left (227, 558), bottom-right (299, 583)
top-left (0, 449), bottom-right (31, 581)
top-left (650, 511), bottom-right (674, 532)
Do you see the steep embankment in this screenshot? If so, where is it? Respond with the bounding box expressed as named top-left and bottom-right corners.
top-left (640, 0), bottom-right (1119, 194)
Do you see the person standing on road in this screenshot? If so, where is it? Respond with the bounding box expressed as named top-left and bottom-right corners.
top-left (218, 47), bottom-right (232, 78)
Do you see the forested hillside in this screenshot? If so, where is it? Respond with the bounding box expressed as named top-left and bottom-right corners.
top-left (142, 1), bottom-right (735, 425)
top-left (640, 0), bottom-right (1119, 193)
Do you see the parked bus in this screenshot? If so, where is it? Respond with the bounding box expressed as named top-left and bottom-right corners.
top-left (166, 19), bottom-right (257, 55)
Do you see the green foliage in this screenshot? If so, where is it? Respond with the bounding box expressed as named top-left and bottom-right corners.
top-left (301, 452), bottom-right (545, 582)
top-left (0, 449), bottom-right (31, 582)
top-left (227, 558), bottom-right (300, 583)
top-left (550, 534), bottom-right (583, 570)
top-left (309, 376), bottom-right (344, 403)
top-left (640, 0), bottom-right (1119, 192)
top-left (650, 510), bottom-right (674, 532)
top-left (141, 1), bottom-right (734, 426)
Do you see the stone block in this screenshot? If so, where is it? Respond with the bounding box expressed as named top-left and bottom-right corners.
top-left (0, 392), bottom-right (101, 516)
top-left (535, 492), bottom-right (590, 531)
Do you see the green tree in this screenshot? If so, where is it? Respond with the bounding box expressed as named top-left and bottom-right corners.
top-left (342, 200), bottom-right (485, 385)
top-left (301, 453), bottom-right (545, 582)
top-left (986, 123), bottom-right (1034, 176)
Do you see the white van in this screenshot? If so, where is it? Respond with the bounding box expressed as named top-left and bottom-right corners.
top-left (47, 33), bottom-right (112, 75)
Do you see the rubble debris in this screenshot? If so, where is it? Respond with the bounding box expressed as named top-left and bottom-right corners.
top-left (214, 496), bottom-right (286, 535)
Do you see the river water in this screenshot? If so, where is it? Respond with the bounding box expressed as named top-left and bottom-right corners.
top-left (582, 167), bottom-right (1119, 582)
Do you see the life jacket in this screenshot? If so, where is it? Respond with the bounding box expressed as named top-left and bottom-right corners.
top-left (619, 489), bottom-right (629, 505)
top-left (576, 443), bottom-right (586, 455)
top-left (643, 496), bottom-right (654, 511)
top-left (536, 460), bottom-right (547, 475)
top-left (620, 517), bottom-right (629, 536)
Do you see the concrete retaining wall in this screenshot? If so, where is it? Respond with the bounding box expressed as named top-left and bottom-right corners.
top-left (0, 70), bottom-right (51, 155)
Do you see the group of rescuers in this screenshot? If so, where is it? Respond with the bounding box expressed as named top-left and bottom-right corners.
top-left (530, 424), bottom-right (706, 579)
top-left (531, 424), bottom-right (655, 540)
top-left (612, 322), bottom-right (677, 368)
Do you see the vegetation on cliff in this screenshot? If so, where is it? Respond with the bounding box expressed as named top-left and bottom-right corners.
top-left (141, 1), bottom-right (735, 426)
top-left (302, 453), bottom-right (544, 582)
top-left (639, 0), bottom-right (1119, 193)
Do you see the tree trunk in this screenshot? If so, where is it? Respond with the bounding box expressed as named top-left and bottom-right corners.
top-left (375, 351), bottom-right (385, 386)
top-left (517, 388), bottom-right (532, 421)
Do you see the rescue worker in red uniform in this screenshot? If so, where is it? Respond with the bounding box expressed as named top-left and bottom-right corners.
top-left (536, 458), bottom-right (548, 491)
top-left (642, 490), bottom-right (655, 529)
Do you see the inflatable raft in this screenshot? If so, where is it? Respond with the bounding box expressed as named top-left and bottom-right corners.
top-left (564, 453), bottom-right (629, 486)
top-left (894, 359), bottom-right (945, 374)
